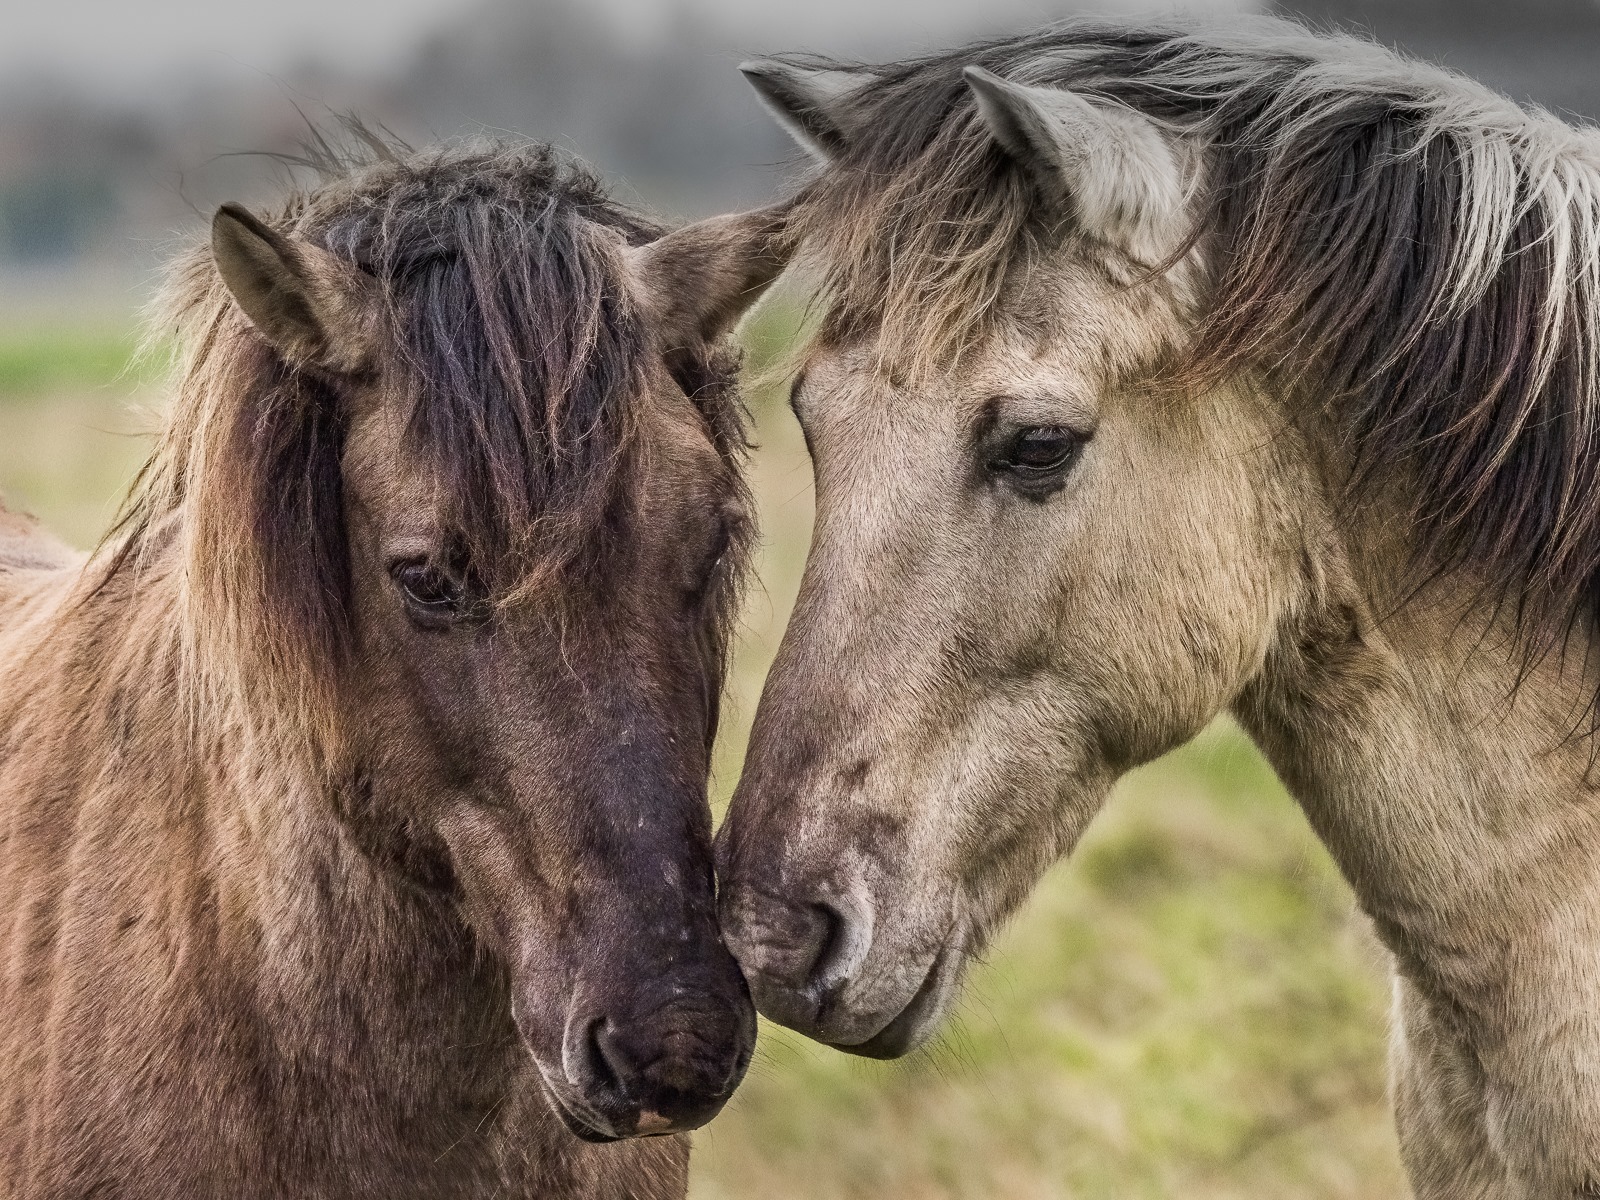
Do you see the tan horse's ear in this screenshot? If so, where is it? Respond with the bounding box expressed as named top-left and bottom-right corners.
top-left (963, 66), bottom-right (1187, 264)
top-left (740, 60), bottom-right (861, 163)
top-left (211, 203), bottom-right (377, 374)
top-left (627, 207), bottom-right (792, 349)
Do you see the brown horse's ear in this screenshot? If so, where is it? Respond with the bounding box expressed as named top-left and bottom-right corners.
top-left (211, 202), bottom-right (377, 374)
top-left (740, 60), bottom-right (861, 163)
top-left (627, 206), bottom-right (792, 349)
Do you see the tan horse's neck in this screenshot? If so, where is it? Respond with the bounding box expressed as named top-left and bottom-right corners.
top-left (1234, 527), bottom-right (1600, 1196)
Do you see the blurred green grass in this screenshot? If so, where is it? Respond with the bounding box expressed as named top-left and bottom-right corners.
top-left (0, 308), bottom-right (1407, 1199)
top-left (0, 326), bottom-right (155, 396)
top-left (0, 326), bottom-right (158, 547)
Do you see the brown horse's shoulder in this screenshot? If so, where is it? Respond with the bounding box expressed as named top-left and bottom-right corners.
top-left (0, 505), bottom-right (76, 566)
top-left (0, 502), bottom-right (77, 564)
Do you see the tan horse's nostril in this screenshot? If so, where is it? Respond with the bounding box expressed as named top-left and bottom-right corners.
top-left (808, 889), bottom-right (875, 996)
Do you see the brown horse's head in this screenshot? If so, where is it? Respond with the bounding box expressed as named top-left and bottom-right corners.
top-left (148, 143), bottom-right (785, 1140)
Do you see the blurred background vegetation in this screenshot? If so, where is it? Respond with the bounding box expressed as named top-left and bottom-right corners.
top-left (15, 0), bottom-right (1600, 1194)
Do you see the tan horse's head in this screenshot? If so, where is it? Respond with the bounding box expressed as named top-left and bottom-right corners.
top-left (145, 143), bottom-right (787, 1137)
top-left (717, 58), bottom-right (1318, 1057)
top-left (724, 0), bottom-right (1600, 1057)
top-left (723, 17), bottom-right (1600, 1056)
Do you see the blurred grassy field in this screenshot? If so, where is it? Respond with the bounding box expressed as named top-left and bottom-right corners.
top-left (0, 306), bottom-right (1408, 1199)
top-left (0, 324), bottom-right (161, 546)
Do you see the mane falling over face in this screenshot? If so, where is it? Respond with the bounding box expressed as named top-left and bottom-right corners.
top-left (768, 20), bottom-right (1600, 657)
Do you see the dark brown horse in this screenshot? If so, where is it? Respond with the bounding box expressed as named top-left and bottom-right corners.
top-left (0, 138), bottom-right (785, 1199)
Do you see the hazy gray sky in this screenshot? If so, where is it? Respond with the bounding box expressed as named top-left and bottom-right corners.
top-left (2, 0), bottom-right (478, 95)
top-left (3, 0), bottom-right (1254, 98)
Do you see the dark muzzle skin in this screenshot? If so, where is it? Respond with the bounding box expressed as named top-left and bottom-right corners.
top-left (442, 762), bottom-right (756, 1142)
top-left (715, 755), bottom-right (936, 1059)
top-left (515, 850), bottom-right (758, 1142)
top-left (716, 842), bottom-right (942, 1060)
top-left (718, 882), bottom-right (963, 1063)
top-left (526, 947), bottom-right (756, 1142)
top-left (717, 883), bottom-right (844, 1029)
top-left (713, 653), bottom-right (975, 1062)
top-left (714, 718), bottom-right (859, 1050)
top-left (551, 769), bottom-right (757, 1138)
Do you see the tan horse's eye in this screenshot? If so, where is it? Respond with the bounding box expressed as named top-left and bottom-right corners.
top-left (993, 426), bottom-right (1084, 477)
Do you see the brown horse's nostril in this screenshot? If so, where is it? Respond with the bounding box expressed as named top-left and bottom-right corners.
top-left (558, 1000), bottom-right (751, 1140)
top-left (585, 1017), bottom-right (631, 1096)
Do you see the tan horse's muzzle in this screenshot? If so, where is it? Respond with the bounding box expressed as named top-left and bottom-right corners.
top-left (716, 853), bottom-right (967, 1059)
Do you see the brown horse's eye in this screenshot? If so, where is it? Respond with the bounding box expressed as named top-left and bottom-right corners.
top-left (391, 561), bottom-right (465, 624)
top-left (686, 517), bottom-right (733, 609)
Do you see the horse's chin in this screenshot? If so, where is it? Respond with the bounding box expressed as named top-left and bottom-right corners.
top-left (534, 1074), bottom-right (627, 1143)
top-left (547, 1094), bottom-right (624, 1143)
top-left (826, 926), bottom-right (968, 1060)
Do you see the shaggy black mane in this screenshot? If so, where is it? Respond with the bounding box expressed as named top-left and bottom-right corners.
top-left (103, 128), bottom-right (748, 753)
top-left (311, 133), bottom-right (666, 592)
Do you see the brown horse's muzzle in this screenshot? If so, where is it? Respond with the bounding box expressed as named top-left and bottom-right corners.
top-left (517, 949), bottom-right (756, 1142)
top-left (438, 798), bottom-right (753, 1140)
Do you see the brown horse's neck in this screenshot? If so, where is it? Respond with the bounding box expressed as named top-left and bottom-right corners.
top-left (2, 527), bottom-right (682, 1196)
top-left (4, 549), bottom-right (519, 1109)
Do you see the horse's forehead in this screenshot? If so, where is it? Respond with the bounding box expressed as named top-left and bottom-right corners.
top-left (807, 301), bottom-right (1126, 422)
top-left (340, 368), bottom-right (728, 524)
top-left (341, 405), bottom-right (442, 530)
top-left (1010, 252), bottom-right (1163, 336)
top-left (811, 248), bottom-right (1173, 415)
top-left (974, 257), bottom-right (1189, 396)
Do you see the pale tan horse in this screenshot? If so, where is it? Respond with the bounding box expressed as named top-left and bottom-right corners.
top-left (0, 137), bottom-right (785, 1199)
top-left (718, 18), bottom-right (1600, 1198)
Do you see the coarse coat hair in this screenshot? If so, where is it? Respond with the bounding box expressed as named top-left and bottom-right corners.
top-left (0, 133), bottom-right (786, 1199)
top-left (718, 16), bottom-right (1600, 1198)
